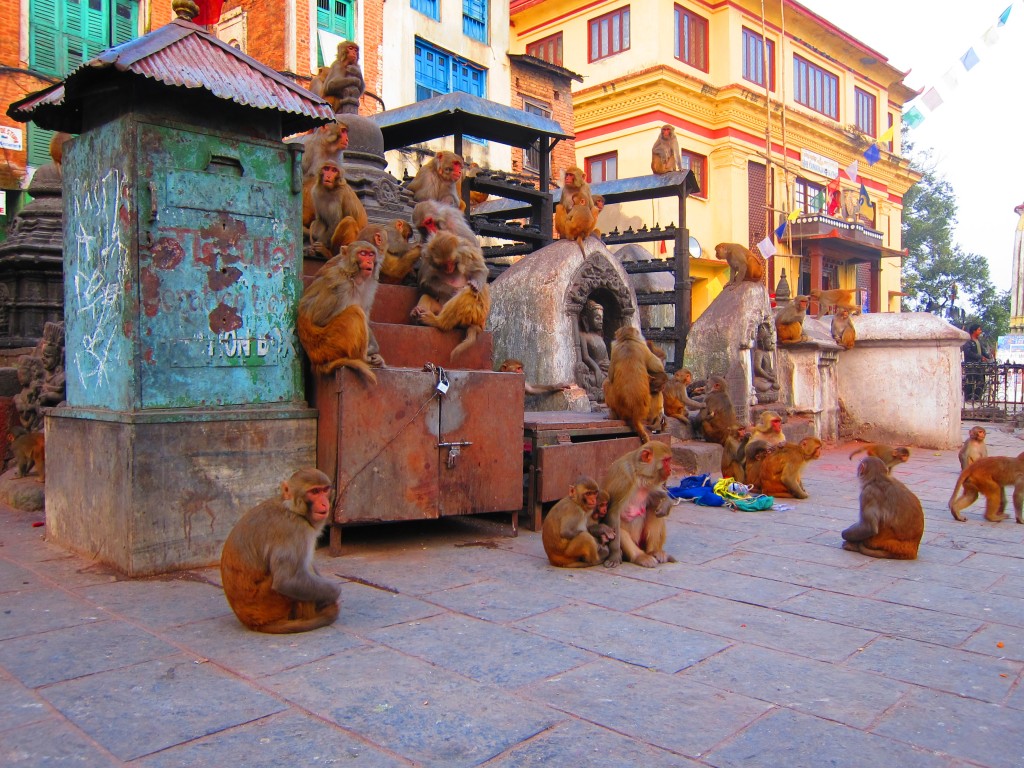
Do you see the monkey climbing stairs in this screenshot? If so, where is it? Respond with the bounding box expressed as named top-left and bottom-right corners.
top-left (310, 284), bottom-right (524, 553)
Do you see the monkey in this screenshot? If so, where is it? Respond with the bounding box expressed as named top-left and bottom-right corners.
top-left (663, 368), bottom-right (705, 420)
top-left (412, 200), bottom-right (477, 244)
top-left (407, 151), bottom-right (466, 210)
top-left (841, 457), bottom-right (926, 559)
top-left (555, 191), bottom-right (597, 252)
top-left (714, 242), bottom-right (765, 287)
top-left (720, 424), bottom-right (750, 482)
top-left (220, 468), bottom-right (340, 634)
top-left (948, 451), bottom-right (1024, 524)
top-left (958, 426), bottom-right (988, 471)
top-left (498, 359), bottom-right (573, 396)
top-left (541, 476), bottom-right (607, 567)
top-left (6, 427), bottom-right (45, 482)
top-left (742, 439), bottom-right (775, 490)
top-left (554, 166), bottom-right (595, 244)
top-left (410, 231), bottom-right (491, 361)
top-left (620, 485), bottom-right (678, 568)
top-left (355, 220), bottom-right (421, 285)
top-left (589, 488), bottom-right (615, 560)
top-left (651, 124), bottom-right (682, 174)
top-left (755, 437), bottom-right (822, 498)
top-left (318, 40), bottom-right (365, 113)
top-left (602, 326), bottom-right (666, 444)
top-left (848, 443), bottom-right (911, 472)
top-left (809, 287), bottom-right (863, 318)
top-left (297, 240), bottom-right (382, 382)
top-left (644, 341), bottom-right (669, 432)
top-left (603, 441), bottom-right (674, 568)
top-left (695, 375), bottom-right (738, 445)
top-left (461, 161), bottom-right (490, 207)
top-left (831, 308), bottom-right (856, 350)
top-left (49, 131), bottom-right (72, 175)
top-left (299, 120), bottom-right (349, 180)
top-left (591, 194), bottom-right (606, 238)
top-left (308, 65), bottom-right (331, 101)
top-left (774, 296), bottom-right (810, 345)
top-left (749, 411), bottom-right (786, 447)
top-left (302, 161), bottom-right (367, 257)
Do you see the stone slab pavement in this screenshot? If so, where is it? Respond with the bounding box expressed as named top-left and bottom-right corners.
top-left (1, 422), bottom-right (1022, 767)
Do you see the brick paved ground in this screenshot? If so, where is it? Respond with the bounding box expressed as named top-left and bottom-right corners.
top-left (1, 423), bottom-right (1022, 767)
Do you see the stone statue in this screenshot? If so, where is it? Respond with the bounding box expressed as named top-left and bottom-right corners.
top-left (13, 355), bottom-right (45, 432)
top-left (575, 299), bottom-right (610, 401)
top-left (752, 320), bottom-right (780, 403)
top-left (12, 321), bottom-right (66, 432)
top-left (39, 321), bottom-right (66, 408)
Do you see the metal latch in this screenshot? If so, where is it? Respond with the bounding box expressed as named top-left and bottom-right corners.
top-left (438, 440), bottom-right (472, 468)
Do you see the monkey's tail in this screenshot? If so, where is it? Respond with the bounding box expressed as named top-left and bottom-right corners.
top-left (450, 325), bottom-right (482, 361)
top-left (849, 446), bottom-right (867, 461)
top-left (318, 357), bottom-right (377, 384)
top-left (947, 466), bottom-right (971, 512)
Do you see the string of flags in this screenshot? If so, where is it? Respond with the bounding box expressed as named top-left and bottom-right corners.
top-left (903, 2), bottom-right (1016, 129)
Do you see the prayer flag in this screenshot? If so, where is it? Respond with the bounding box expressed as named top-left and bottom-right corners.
top-left (999, 4), bottom-right (1012, 26)
top-left (878, 125), bottom-right (896, 144)
top-left (775, 220), bottom-right (788, 239)
top-left (857, 182), bottom-right (874, 211)
top-left (788, 208), bottom-right (801, 222)
top-left (757, 237), bottom-right (776, 259)
top-left (922, 88), bottom-right (943, 111)
top-left (844, 159), bottom-right (859, 182)
top-left (941, 67), bottom-right (960, 91)
top-left (863, 144), bottom-right (881, 165)
top-left (811, 189), bottom-right (825, 211)
top-left (983, 25), bottom-right (1001, 47)
top-left (827, 188), bottom-right (841, 216)
top-left (903, 106), bottom-right (924, 128)
top-left (827, 175), bottom-right (841, 193)
top-left (960, 47), bottom-right (980, 71)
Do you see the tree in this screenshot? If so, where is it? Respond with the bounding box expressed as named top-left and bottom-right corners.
top-left (900, 140), bottom-right (1003, 330)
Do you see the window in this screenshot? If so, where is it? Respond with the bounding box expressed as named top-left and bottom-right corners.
top-left (585, 152), bottom-right (618, 183)
top-left (411, 0), bottom-right (439, 21)
top-left (527, 32), bottom-right (563, 67)
top-left (794, 178), bottom-right (825, 214)
top-left (463, 0), bottom-right (487, 43)
top-left (414, 38), bottom-right (487, 102)
top-left (679, 149), bottom-right (706, 196)
top-left (523, 100), bottom-right (551, 172)
top-left (316, 0), bottom-right (354, 67)
top-left (28, 0), bottom-right (138, 166)
top-left (674, 5), bottom-right (708, 71)
top-left (588, 7), bottom-right (630, 63)
top-left (886, 113), bottom-right (895, 151)
top-left (855, 87), bottom-right (876, 137)
top-left (741, 27), bottom-right (775, 91)
top-left (793, 55), bottom-right (838, 119)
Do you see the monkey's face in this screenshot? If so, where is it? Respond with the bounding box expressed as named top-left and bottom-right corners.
top-left (445, 159), bottom-right (463, 183)
top-left (579, 489), bottom-right (598, 513)
top-left (972, 427), bottom-right (986, 441)
top-left (331, 127), bottom-right (349, 151)
top-left (346, 45), bottom-right (359, 63)
top-left (565, 171), bottom-right (576, 186)
top-left (354, 248), bottom-right (375, 276)
top-left (305, 484), bottom-right (333, 523)
top-left (419, 216), bottom-right (438, 236)
top-left (771, 418), bottom-right (782, 433)
top-left (658, 454), bottom-right (672, 481)
top-left (320, 164), bottom-right (341, 189)
top-left (661, 126), bottom-right (672, 139)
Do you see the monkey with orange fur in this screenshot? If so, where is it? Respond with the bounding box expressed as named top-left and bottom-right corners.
top-left (958, 426), bottom-right (988, 471)
top-left (303, 161), bottom-right (367, 257)
top-left (541, 476), bottom-right (609, 568)
top-left (297, 240), bottom-right (382, 382)
top-left (221, 468), bottom-right (341, 634)
top-left (300, 120), bottom-right (348, 180)
top-left (412, 200), bottom-right (476, 243)
top-left (948, 451), bottom-right (1024, 523)
top-left (848, 443), bottom-right (911, 472)
top-left (842, 457), bottom-right (925, 559)
top-left (498, 359), bottom-right (572, 396)
top-left (7, 428), bottom-right (44, 483)
top-left (831, 308), bottom-right (857, 349)
top-left (554, 166), bottom-right (595, 245)
top-left (715, 242), bottom-right (764, 286)
top-left (756, 437), bottom-right (822, 498)
top-left (810, 287), bottom-right (863, 318)
top-left (663, 368), bottom-right (704, 420)
top-left (651, 124), bottom-right (682, 174)
top-left (603, 326), bottom-right (666, 443)
top-left (775, 296), bottom-right (810, 345)
top-left (356, 220), bottom-right (421, 285)
top-left (603, 441), bottom-right (674, 568)
top-left (410, 232), bottom-right (490, 361)
top-left (407, 151), bottom-right (466, 210)
top-left (318, 40), bottom-right (364, 113)
top-left (695, 375), bottom-right (738, 445)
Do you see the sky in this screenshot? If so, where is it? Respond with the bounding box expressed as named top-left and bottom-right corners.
top-left (799, 0), bottom-right (1024, 294)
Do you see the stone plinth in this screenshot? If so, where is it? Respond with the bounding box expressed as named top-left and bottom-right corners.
top-left (833, 312), bottom-right (967, 449)
top-left (775, 318), bottom-right (840, 442)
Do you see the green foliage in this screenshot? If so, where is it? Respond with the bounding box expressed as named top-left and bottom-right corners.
top-left (900, 139), bottom-right (1004, 331)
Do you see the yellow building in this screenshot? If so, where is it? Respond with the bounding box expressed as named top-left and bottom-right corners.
top-left (510, 0), bottom-right (921, 317)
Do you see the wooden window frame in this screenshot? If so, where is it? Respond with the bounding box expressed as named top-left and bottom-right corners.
top-left (741, 27), bottom-right (775, 91)
top-left (588, 6), bottom-right (630, 63)
top-left (793, 54), bottom-right (839, 120)
top-left (855, 87), bottom-right (877, 137)
top-left (585, 151), bottom-right (618, 183)
top-left (526, 32), bottom-right (563, 67)
top-left (674, 5), bottom-right (708, 72)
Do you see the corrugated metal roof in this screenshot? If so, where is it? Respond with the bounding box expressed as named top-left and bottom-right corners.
top-left (8, 19), bottom-right (333, 136)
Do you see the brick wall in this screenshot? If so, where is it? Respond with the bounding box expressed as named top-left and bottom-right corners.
top-left (229, 1), bottom-right (286, 71)
top-left (509, 61), bottom-right (576, 191)
top-left (361, 0), bottom-right (382, 116)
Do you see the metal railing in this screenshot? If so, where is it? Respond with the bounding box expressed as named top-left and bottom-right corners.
top-left (961, 362), bottom-right (1024, 420)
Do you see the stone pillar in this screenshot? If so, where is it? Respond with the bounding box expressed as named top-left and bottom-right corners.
top-left (1010, 202), bottom-right (1024, 332)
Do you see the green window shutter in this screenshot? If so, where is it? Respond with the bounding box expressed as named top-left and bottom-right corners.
top-left (112, 0), bottom-right (137, 45)
top-left (63, 0), bottom-right (84, 37)
top-left (29, 0), bottom-right (62, 75)
top-left (27, 125), bottom-right (56, 168)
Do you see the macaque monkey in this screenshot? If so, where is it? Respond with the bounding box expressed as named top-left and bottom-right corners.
top-left (714, 242), bottom-right (764, 287)
top-left (755, 437), bottom-right (822, 498)
top-left (948, 451), bottom-right (1024, 524)
top-left (721, 425), bottom-right (750, 482)
top-left (556, 192), bottom-right (597, 253)
top-left (809, 287), bottom-right (863, 318)
top-left (958, 426), bottom-right (988, 470)
top-left (410, 231), bottom-right (491, 361)
top-left (696, 376), bottom-right (738, 445)
top-left (831, 308), bottom-right (856, 349)
top-left (297, 241), bottom-right (382, 382)
top-left (775, 296), bottom-right (810, 345)
top-left (651, 124), bottom-right (682, 174)
top-left (750, 411), bottom-right (786, 447)
top-left (412, 200), bottom-right (477, 243)
top-left (6, 428), bottom-right (45, 482)
top-left (356, 220), bottom-right (421, 285)
top-left (602, 326), bottom-right (666, 443)
top-left (49, 131), bottom-right (72, 175)
top-left (300, 120), bottom-right (349, 179)
top-left (407, 151), bottom-right (465, 210)
top-left (220, 468), bottom-right (341, 633)
top-left (848, 443), bottom-right (911, 472)
top-left (498, 359), bottom-right (572, 396)
top-left (462, 162), bottom-right (489, 207)
top-left (591, 194), bottom-right (606, 238)
top-left (663, 368), bottom-right (704, 420)
top-left (743, 439), bottom-right (774, 490)
top-left (603, 441), bottom-right (674, 567)
top-left (542, 476), bottom-right (607, 567)
top-left (319, 40), bottom-right (364, 113)
top-left (589, 489), bottom-right (614, 559)
top-left (842, 457), bottom-right (925, 560)
top-left (303, 161), bottom-right (367, 256)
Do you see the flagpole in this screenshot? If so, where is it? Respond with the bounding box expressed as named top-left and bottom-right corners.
top-left (760, 0), bottom-right (774, 281)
